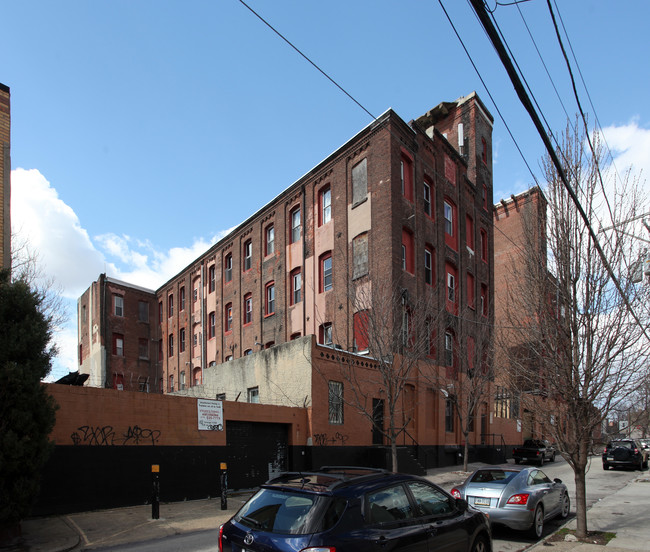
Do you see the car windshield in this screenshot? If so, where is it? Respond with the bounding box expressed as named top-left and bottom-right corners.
top-left (235, 488), bottom-right (326, 535)
top-left (610, 441), bottom-right (633, 449)
top-left (469, 470), bottom-right (519, 484)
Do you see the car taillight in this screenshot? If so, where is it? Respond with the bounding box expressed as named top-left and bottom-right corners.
top-left (451, 488), bottom-right (461, 499)
top-left (218, 524), bottom-right (224, 552)
top-left (506, 493), bottom-right (529, 505)
top-left (301, 548), bottom-right (336, 552)
top-left (634, 448), bottom-right (639, 454)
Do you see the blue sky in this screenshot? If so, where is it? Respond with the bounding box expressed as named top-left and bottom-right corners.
top-left (3, 1), bottom-right (649, 380)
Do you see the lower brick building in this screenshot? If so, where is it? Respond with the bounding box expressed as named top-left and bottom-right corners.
top-left (78, 274), bottom-right (160, 391)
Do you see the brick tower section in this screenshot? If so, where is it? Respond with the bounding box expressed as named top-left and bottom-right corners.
top-left (0, 83), bottom-right (10, 270)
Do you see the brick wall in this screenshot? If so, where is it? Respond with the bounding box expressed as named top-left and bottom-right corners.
top-left (47, 383), bottom-right (307, 447)
top-left (0, 83), bottom-right (10, 269)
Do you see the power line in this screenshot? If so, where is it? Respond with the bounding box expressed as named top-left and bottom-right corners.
top-left (468, 0), bottom-right (650, 345)
top-left (237, 0), bottom-right (376, 121)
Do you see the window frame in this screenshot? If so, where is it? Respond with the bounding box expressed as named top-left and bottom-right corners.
top-left (444, 199), bottom-right (458, 250)
top-left (224, 253), bottom-right (233, 283)
top-left (320, 323), bottom-right (333, 346)
top-left (114, 295), bottom-right (124, 317)
top-left (168, 333), bottom-right (174, 357)
top-left (320, 252), bottom-right (333, 293)
top-left (401, 228), bottom-right (414, 274)
top-left (265, 281), bottom-right (275, 316)
top-left (243, 239), bottom-right (252, 272)
top-left (400, 153), bottom-right (414, 202)
top-left (319, 185), bottom-right (332, 226)
top-left (113, 333), bottom-right (124, 356)
top-left (290, 268), bottom-right (302, 305)
top-left (225, 302), bottom-right (233, 333)
top-left (480, 284), bottom-right (488, 317)
top-left (424, 246), bottom-right (434, 286)
top-left (179, 327), bottom-right (186, 353)
top-left (209, 265), bottom-right (216, 293)
top-left (328, 380), bottom-right (344, 424)
top-left (248, 386), bottom-right (260, 404)
top-left (423, 178), bottom-right (432, 217)
top-left (138, 338), bottom-right (148, 360)
top-left (208, 311), bottom-right (216, 339)
top-left (290, 206), bottom-right (301, 244)
top-left (168, 294), bottom-right (174, 317)
top-left (265, 224), bottom-right (275, 256)
top-left (244, 293), bottom-right (253, 325)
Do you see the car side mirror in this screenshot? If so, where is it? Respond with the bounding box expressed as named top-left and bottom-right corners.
top-left (455, 498), bottom-right (468, 511)
top-left (553, 478), bottom-right (562, 484)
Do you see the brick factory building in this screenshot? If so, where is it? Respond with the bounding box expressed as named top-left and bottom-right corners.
top-left (76, 92), bottom-right (526, 469)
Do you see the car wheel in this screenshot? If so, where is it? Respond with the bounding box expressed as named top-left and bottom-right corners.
top-left (538, 455), bottom-right (544, 466)
top-left (639, 458), bottom-right (644, 471)
top-left (603, 463), bottom-right (609, 470)
top-left (560, 493), bottom-right (570, 519)
top-left (644, 458), bottom-right (648, 470)
top-left (551, 452), bottom-right (556, 462)
top-left (514, 458), bottom-right (520, 464)
top-left (471, 533), bottom-right (489, 552)
top-left (529, 505), bottom-right (544, 539)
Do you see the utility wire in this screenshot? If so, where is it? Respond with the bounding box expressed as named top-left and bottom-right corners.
top-left (438, 0), bottom-right (539, 186)
top-left (545, 0), bottom-right (632, 268)
top-left (237, 0), bottom-right (376, 121)
top-left (468, 0), bottom-right (650, 344)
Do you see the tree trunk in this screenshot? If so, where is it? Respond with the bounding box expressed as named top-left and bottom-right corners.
top-left (463, 436), bottom-right (470, 472)
top-left (573, 466), bottom-right (587, 537)
top-left (391, 437), bottom-right (398, 472)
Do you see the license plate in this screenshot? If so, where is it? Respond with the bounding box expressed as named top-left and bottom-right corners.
top-left (607, 456), bottom-right (614, 461)
top-left (474, 497), bottom-right (490, 506)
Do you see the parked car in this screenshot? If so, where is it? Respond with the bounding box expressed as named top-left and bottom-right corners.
top-left (602, 439), bottom-right (649, 470)
top-left (512, 439), bottom-right (556, 466)
top-left (219, 466), bottom-right (492, 552)
top-left (450, 465), bottom-right (570, 539)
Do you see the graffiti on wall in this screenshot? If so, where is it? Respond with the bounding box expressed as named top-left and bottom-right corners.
top-left (313, 432), bottom-right (349, 446)
top-left (71, 425), bottom-right (161, 446)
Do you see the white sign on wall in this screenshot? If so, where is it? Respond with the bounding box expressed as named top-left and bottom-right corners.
top-left (197, 399), bottom-right (223, 431)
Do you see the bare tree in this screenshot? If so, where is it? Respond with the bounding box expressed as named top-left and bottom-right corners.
top-left (323, 276), bottom-right (438, 473)
top-left (500, 121), bottom-right (650, 538)
top-left (423, 305), bottom-right (494, 472)
top-left (10, 232), bottom-right (68, 347)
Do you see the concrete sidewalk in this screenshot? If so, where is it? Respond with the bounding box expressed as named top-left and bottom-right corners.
top-left (528, 474), bottom-right (650, 551)
top-left (5, 466), bottom-right (650, 551)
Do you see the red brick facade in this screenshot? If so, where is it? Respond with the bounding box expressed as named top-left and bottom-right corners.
top-left (78, 275), bottom-right (160, 391)
top-left (154, 93), bottom-right (495, 395)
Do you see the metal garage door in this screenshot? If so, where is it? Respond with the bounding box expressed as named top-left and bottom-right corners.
top-left (226, 421), bottom-right (288, 489)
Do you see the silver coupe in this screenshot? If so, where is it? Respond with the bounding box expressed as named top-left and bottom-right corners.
top-left (450, 464), bottom-right (570, 539)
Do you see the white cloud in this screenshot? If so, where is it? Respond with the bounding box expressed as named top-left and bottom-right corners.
top-left (10, 168), bottom-right (228, 380)
top-left (11, 168), bottom-right (110, 299)
top-left (601, 120), bottom-right (650, 189)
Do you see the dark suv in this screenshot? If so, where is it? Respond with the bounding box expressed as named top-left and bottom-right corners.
top-left (219, 466), bottom-right (491, 552)
top-left (602, 439), bottom-right (649, 471)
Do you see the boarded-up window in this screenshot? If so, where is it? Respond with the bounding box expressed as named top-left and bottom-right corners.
top-left (444, 154), bottom-right (456, 185)
top-left (354, 310), bottom-right (370, 351)
top-left (353, 233), bottom-right (368, 279)
top-left (352, 158), bottom-right (367, 205)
